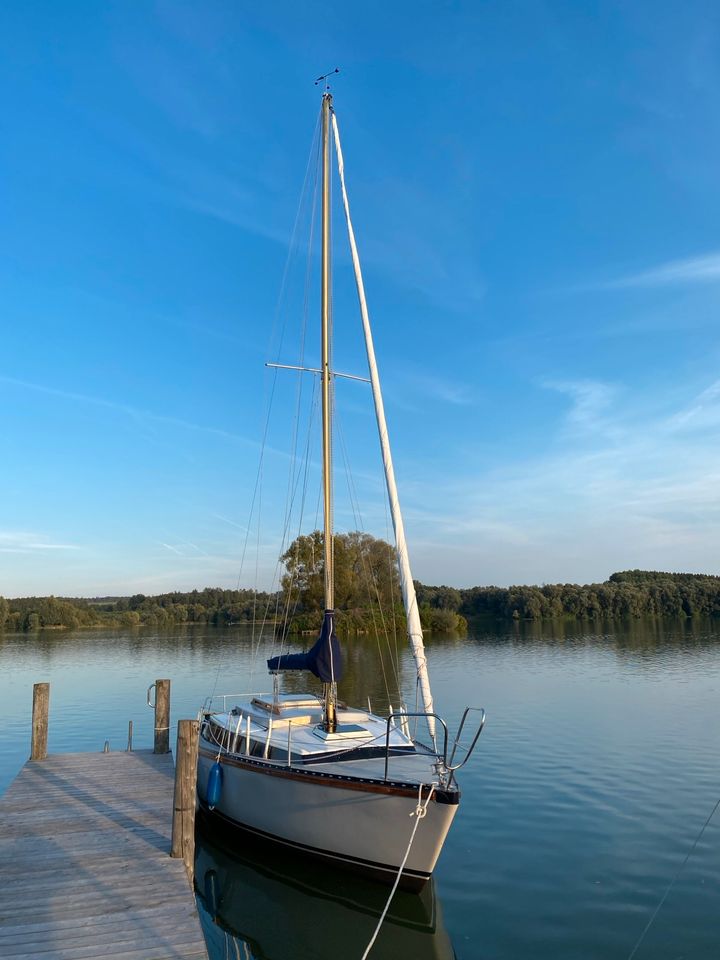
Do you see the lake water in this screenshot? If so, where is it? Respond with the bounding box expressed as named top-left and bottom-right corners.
top-left (1, 619), bottom-right (719, 959)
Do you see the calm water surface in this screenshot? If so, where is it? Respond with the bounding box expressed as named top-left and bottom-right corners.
top-left (1, 620), bottom-right (719, 959)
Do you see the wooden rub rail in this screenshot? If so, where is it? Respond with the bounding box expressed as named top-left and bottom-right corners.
top-left (0, 683), bottom-right (207, 960)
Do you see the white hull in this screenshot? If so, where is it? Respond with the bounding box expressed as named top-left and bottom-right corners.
top-left (197, 730), bottom-right (459, 887)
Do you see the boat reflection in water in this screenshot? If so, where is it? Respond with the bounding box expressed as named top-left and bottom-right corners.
top-left (194, 815), bottom-right (456, 960)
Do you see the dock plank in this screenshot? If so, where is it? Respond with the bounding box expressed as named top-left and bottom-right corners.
top-left (0, 751), bottom-right (208, 960)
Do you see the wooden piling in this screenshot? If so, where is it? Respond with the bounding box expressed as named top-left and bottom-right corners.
top-left (30, 682), bottom-right (49, 761)
top-left (171, 718), bottom-right (199, 883)
top-left (154, 678), bottom-right (171, 754)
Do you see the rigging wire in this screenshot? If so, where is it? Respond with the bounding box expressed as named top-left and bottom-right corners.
top-left (203, 104), bottom-right (321, 707)
top-left (334, 405), bottom-right (403, 708)
top-left (255, 92), bottom-right (336, 675)
top-left (313, 472), bottom-right (323, 531)
top-left (278, 136), bottom-right (320, 569)
top-left (238, 106), bottom-right (322, 595)
top-left (240, 107), bottom-right (322, 687)
top-left (274, 118), bottom-right (323, 656)
top-left (383, 492), bottom-right (402, 695)
top-left (250, 344), bottom-right (322, 672)
top-left (257, 121), bottom-right (322, 675)
top-left (331, 105), bottom-right (437, 747)
top-left (249, 382), bottom-right (319, 682)
top-left (273, 378), bottom-right (321, 659)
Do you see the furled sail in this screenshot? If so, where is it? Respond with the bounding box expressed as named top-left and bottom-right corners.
top-left (331, 111), bottom-right (437, 745)
top-left (267, 610), bottom-right (343, 683)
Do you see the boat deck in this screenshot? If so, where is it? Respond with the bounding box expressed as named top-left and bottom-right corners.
top-left (207, 694), bottom-right (416, 757)
top-left (0, 750), bottom-right (208, 960)
top-left (204, 696), bottom-right (446, 788)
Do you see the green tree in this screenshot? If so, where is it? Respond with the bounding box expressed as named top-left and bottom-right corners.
top-left (281, 531), bottom-right (401, 632)
top-left (282, 530), bottom-right (326, 616)
top-left (420, 606), bottom-right (467, 632)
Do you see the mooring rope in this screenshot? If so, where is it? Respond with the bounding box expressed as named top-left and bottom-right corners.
top-left (626, 791), bottom-right (720, 959)
top-left (360, 783), bottom-right (436, 960)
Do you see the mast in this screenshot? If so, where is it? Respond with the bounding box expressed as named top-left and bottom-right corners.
top-left (321, 92), bottom-right (333, 612)
top-left (320, 91), bottom-right (337, 732)
top-left (331, 111), bottom-right (437, 746)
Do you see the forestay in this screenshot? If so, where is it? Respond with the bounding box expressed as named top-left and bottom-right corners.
top-left (331, 111), bottom-right (437, 746)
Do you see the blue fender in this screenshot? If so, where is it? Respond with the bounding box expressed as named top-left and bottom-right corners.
top-left (207, 761), bottom-right (223, 810)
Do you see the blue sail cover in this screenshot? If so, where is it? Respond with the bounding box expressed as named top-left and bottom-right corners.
top-left (267, 610), bottom-right (343, 682)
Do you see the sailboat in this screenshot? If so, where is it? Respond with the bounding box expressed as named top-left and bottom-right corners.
top-left (197, 89), bottom-right (485, 890)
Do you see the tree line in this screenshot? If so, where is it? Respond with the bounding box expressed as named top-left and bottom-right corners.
top-left (0, 532), bottom-right (467, 635)
top-left (418, 569), bottom-right (720, 621)
top-left (0, 588), bottom-right (276, 632)
top-left (2, 541), bottom-right (720, 633)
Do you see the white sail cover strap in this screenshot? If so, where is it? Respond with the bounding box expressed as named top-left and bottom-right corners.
top-left (332, 112), bottom-right (437, 746)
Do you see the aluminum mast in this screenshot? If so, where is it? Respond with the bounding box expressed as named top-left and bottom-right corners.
top-left (320, 92), bottom-right (337, 732)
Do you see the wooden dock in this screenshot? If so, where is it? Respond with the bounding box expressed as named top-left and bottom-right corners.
top-left (0, 749), bottom-right (208, 960)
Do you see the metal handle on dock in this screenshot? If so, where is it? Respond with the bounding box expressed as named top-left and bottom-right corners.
top-left (147, 683), bottom-right (156, 709)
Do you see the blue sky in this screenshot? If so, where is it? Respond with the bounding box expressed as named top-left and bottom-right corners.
top-left (2, 1), bottom-right (720, 596)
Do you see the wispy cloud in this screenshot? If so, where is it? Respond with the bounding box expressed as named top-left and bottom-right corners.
top-left (159, 542), bottom-right (184, 556)
top-left (386, 369), bottom-right (476, 413)
top-left (0, 375), bottom-right (255, 446)
top-left (0, 532), bottom-right (80, 554)
top-left (159, 543), bottom-right (208, 560)
top-left (542, 379), bottom-right (621, 437)
top-left (109, 29), bottom-right (486, 312)
top-left (603, 251), bottom-right (720, 290)
top-left (176, 538), bottom-right (209, 557)
top-left (392, 375), bottom-right (720, 586)
top-left (212, 513), bottom-right (248, 533)
top-left (413, 374), bottom-right (475, 406)
top-left (665, 379), bottom-right (720, 432)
